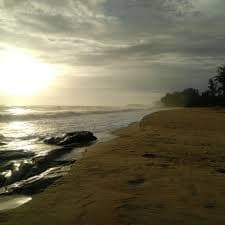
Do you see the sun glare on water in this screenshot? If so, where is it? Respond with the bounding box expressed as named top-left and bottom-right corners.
top-left (0, 48), bottom-right (57, 96)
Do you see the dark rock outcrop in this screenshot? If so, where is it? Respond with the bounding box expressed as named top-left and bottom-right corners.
top-left (43, 131), bottom-right (97, 147)
top-left (0, 158), bottom-right (75, 188)
top-left (0, 175), bottom-right (6, 187)
top-left (0, 131), bottom-right (97, 196)
top-left (0, 150), bottom-right (35, 161)
top-left (3, 160), bottom-right (34, 186)
top-left (0, 166), bottom-right (70, 195)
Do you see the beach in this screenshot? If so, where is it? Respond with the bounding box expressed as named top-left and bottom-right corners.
top-left (0, 105), bottom-right (154, 198)
top-left (1, 108), bottom-right (225, 225)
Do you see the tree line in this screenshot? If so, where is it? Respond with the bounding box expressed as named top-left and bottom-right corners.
top-left (161, 65), bottom-right (225, 107)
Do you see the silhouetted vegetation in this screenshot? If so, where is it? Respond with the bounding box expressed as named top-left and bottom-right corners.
top-left (161, 65), bottom-right (225, 107)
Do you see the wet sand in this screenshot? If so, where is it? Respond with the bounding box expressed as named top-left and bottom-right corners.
top-left (1, 108), bottom-right (225, 225)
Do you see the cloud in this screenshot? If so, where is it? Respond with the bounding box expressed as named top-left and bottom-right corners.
top-left (0, 0), bottom-right (225, 102)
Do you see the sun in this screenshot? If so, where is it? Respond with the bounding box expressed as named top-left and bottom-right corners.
top-left (0, 48), bottom-right (57, 96)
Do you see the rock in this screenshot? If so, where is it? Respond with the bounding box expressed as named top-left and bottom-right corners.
top-left (0, 150), bottom-right (34, 162)
top-left (37, 147), bottom-right (73, 162)
top-left (3, 160), bottom-right (34, 186)
top-left (0, 148), bottom-right (77, 189)
top-left (59, 131), bottom-right (97, 146)
top-left (0, 166), bottom-right (70, 195)
top-left (28, 151), bottom-right (75, 179)
top-left (0, 156), bottom-right (75, 188)
top-left (43, 131), bottom-right (97, 147)
top-left (0, 162), bottom-right (14, 172)
top-left (0, 175), bottom-right (6, 187)
top-left (0, 131), bottom-right (96, 195)
top-left (43, 137), bottom-right (62, 145)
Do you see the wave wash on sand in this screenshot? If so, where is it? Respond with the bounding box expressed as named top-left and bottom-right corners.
top-left (1, 108), bottom-right (225, 225)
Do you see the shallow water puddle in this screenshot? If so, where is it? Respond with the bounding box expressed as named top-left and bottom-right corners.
top-left (0, 195), bottom-right (32, 211)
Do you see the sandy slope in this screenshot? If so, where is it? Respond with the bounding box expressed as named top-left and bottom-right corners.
top-left (1, 108), bottom-right (225, 225)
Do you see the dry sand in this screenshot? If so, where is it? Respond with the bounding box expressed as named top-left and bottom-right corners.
top-left (0, 108), bottom-right (225, 225)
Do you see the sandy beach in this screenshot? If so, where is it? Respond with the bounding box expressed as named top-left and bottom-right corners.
top-left (1, 108), bottom-right (225, 225)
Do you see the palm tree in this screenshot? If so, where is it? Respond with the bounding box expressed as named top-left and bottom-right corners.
top-left (215, 65), bottom-right (225, 96)
top-left (208, 78), bottom-right (218, 96)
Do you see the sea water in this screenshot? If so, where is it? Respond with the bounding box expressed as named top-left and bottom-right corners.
top-left (0, 105), bottom-right (162, 211)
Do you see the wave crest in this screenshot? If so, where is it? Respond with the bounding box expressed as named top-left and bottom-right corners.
top-left (0, 107), bottom-right (144, 122)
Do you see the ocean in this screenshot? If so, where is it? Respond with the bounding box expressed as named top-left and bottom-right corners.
top-left (0, 105), bottom-right (162, 211)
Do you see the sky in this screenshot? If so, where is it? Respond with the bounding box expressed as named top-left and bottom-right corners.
top-left (0, 0), bottom-right (225, 106)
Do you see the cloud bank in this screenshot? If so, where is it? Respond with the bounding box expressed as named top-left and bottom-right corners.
top-left (0, 0), bottom-right (225, 105)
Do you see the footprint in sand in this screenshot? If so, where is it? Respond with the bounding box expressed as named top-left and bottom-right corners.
top-left (128, 178), bottom-right (145, 186)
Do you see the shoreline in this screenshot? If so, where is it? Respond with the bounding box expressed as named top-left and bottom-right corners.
top-left (1, 108), bottom-right (225, 225)
top-left (0, 107), bottom-right (161, 210)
